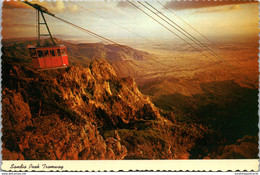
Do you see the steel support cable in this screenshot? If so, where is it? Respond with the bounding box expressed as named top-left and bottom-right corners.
top-left (75, 27), bottom-right (110, 43)
top-left (157, 1), bottom-right (215, 46)
top-left (145, 1), bottom-right (255, 86)
top-left (130, 1), bottom-right (222, 64)
top-left (53, 16), bottom-right (120, 45)
top-left (130, 1), bottom-right (254, 87)
top-left (143, 1), bottom-right (208, 52)
top-left (66, 24), bottom-right (110, 44)
top-left (127, 1), bottom-right (206, 55)
top-left (36, 9), bottom-right (38, 39)
top-left (69, 1), bottom-right (172, 52)
top-left (23, 2), bottom-right (111, 44)
top-left (146, 2), bottom-right (213, 50)
top-left (144, 2), bottom-right (226, 62)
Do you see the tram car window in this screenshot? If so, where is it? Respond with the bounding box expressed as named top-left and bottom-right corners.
top-left (44, 50), bottom-right (49, 57)
top-left (50, 49), bottom-right (56, 56)
top-left (61, 49), bottom-right (66, 56)
top-left (57, 49), bottom-right (61, 56)
top-left (37, 50), bottom-right (43, 58)
top-left (29, 49), bottom-right (37, 58)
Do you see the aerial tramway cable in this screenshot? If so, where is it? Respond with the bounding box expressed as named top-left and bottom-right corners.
top-left (127, 0), bottom-right (225, 69)
top-left (156, 1), bottom-right (215, 46)
top-left (143, 1), bottom-right (206, 51)
top-left (126, 1), bottom-right (205, 55)
top-left (53, 16), bottom-right (120, 45)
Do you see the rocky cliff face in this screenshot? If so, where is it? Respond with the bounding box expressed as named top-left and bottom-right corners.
top-left (2, 59), bottom-right (165, 160)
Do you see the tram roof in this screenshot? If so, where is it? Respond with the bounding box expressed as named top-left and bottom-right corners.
top-left (28, 45), bottom-right (66, 49)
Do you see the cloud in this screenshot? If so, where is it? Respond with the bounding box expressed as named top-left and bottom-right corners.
top-left (194, 4), bottom-right (242, 13)
top-left (68, 4), bottom-right (79, 13)
top-left (3, 0), bottom-right (79, 14)
top-left (53, 0), bottom-right (66, 13)
top-left (117, 1), bottom-right (134, 8)
top-left (2, 22), bottom-right (35, 28)
top-left (164, 1), bottom-right (257, 10)
top-left (3, 1), bottom-right (31, 9)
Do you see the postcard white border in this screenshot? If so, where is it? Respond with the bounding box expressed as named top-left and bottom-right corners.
top-left (1, 159), bottom-right (259, 171)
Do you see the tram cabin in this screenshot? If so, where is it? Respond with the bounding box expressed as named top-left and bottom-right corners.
top-left (28, 45), bottom-right (69, 70)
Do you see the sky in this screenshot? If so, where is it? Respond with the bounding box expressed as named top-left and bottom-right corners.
top-left (2, 0), bottom-right (259, 46)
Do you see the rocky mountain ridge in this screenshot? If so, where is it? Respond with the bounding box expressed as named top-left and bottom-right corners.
top-left (2, 59), bottom-right (172, 159)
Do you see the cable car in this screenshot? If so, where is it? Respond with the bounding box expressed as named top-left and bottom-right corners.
top-left (29, 45), bottom-right (69, 70)
top-left (24, 1), bottom-right (69, 70)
